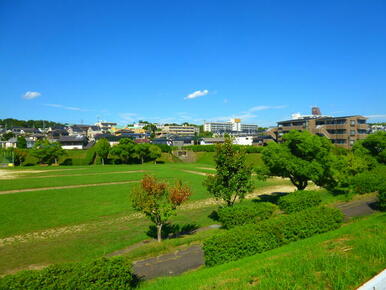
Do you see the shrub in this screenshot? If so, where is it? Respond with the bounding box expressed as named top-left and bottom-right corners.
top-left (185, 145), bottom-right (263, 153)
top-left (203, 206), bottom-right (344, 266)
top-left (0, 258), bottom-right (138, 289)
top-left (278, 190), bottom-right (322, 213)
top-left (350, 166), bottom-right (386, 194)
top-left (217, 202), bottom-right (277, 229)
top-left (379, 189), bottom-right (386, 211)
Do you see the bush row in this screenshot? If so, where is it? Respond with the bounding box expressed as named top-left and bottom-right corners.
top-left (0, 258), bottom-right (138, 289)
top-left (217, 202), bottom-right (277, 229)
top-left (185, 145), bottom-right (263, 153)
top-left (278, 190), bottom-right (322, 213)
top-left (203, 206), bottom-right (344, 266)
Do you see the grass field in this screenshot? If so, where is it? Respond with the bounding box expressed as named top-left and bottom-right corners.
top-left (0, 161), bottom-right (290, 276)
top-left (142, 213), bottom-right (386, 289)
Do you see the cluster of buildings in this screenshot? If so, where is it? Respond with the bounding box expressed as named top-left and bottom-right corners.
top-left (0, 107), bottom-right (383, 150)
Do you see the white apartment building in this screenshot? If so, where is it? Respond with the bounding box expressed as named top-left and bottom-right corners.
top-left (204, 118), bottom-right (258, 134)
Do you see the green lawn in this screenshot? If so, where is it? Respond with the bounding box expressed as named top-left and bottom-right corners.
top-left (142, 213), bottom-right (386, 290)
top-left (0, 163), bottom-right (290, 276)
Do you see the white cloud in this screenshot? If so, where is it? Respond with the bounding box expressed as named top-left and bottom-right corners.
top-left (184, 89), bottom-right (209, 100)
top-left (366, 114), bottom-right (386, 119)
top-left (45, 103), bottom-right (85, 111)
top-left (22, 91), bottom-right (41, 99)
top-left (248, 105), bottom-right (286, 112)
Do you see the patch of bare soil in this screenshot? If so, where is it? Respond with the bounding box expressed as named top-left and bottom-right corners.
top-left (0, 180), bottom-right (139, 195)
top-left (0, 168), bottom-right (88, 180)
top-left (196, 167), bottom-right (216, 171)
top-left (26, 170), bottom-right (146, 179)
top-left (181, 170), bottom-right (211, 176)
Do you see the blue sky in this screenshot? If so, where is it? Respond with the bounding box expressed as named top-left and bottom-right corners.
top-left (1, 0), bottom-right (385, 126)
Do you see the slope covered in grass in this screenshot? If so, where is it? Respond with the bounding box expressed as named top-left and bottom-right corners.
top-left (143, 213), bottom-right (386, 289)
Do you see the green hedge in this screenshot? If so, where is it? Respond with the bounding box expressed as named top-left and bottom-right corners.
top-left (185, 145), bottom-right (263, 153)
top-left (203, 206), bottom-right (344, 266)
top-left (350, 166), bottom-right (386, 194)
top-left (218, 202), bottom-right (277, 229)
top-left (278, 190), bottom-right (322, 213)
top-left (0, 257), bottom-right (138, 289)
top-left (379, 187), bottom-right (386, 211)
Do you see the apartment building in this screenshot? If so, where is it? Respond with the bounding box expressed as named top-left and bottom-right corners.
top-left (161, 125), bottom-right (199, 136)
top-left (270, 108), bottom-right (368, 148)
top-left (204, 118), bottom-right (258, 134)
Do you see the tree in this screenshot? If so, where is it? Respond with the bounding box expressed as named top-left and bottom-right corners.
top-left (13, 148), bottom-right (28, 166)
top-left (31, 139), bottom-right (66, 165)
top-left (353, 131), bottom-right (386, 164)
top-left (143, 124), bottom-right (158, 139)
top-left (204, 137), bottom-right (254, 206)
top-left (261, 131), bottom-right (335, 190)
top-left (110, 138), bottom-right (136, 164)
top-left (133, 143), bottom-right (149, 164)
top-left (148, 144), bottom-right (162, 164)
top-left (1, 132), bottom-right (15, 141)
top-left (132, 175), bottom-right (191, 242)
top-left (94, 138), bottom-right (110, 165)
top-left (16, 136), bottom-right (27, 149)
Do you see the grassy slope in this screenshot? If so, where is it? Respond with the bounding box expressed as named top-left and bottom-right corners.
top-left (143, 213), bottom-right (386, 290)
top-left (195, 152), bottom-right (263, 167)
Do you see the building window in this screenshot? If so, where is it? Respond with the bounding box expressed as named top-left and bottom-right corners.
top-left (350, 130), bottom-right (355, 136)
top-left (350, 120), bottom-right (356, 126)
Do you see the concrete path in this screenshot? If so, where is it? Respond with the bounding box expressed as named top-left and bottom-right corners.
top-left (133, 245), bottom-right (204, 280)
top-left (131, 197), bottom-right (379, 281)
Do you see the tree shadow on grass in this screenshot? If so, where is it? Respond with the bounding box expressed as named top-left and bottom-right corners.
top-left (253, 191), bottom-right (289, 204)
top-left (146, 223), bottom-right (199, 240)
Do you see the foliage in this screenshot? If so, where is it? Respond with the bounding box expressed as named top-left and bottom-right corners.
top-left (350, 165), bottom-right (386, 194)
top-left (278, 190), bottom-right (322, 213)
top-left (217, 202), bottom-right (277, 229)
top-left (132, 175), bottom-right (191, 242)
top-left (110, 139), bottom-right (161, 164)
top-left (353, 131), bottom-right (386, 164)
top-left (13, 148), bottom-right (28, 166)
top-left (0, 257), bottom-right (139, 289)
top-left (186, 145), bottom-right (263, 153)
top-left (203, 206), bottom-right (344, 266)
top-left (262, 131), bottom-right (335, 190)
top-left (379, 189), bottom-right (386, 211)
top-left (16, 136), bottom-right (27, 149)
top-left (0, 118), bottom-right (64, 129)
top-left (94, 138), bottom-right (110, 165)
top-left (31, 139), bottom-right (66, 165)
top-left (155, 143), bottom-right (172, 153)
top-left (1, 131), bottom-right (15, 141)
top-left (204, 137), bottom-right (254, 206)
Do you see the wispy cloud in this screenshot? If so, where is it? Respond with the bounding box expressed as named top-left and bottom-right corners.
top-left (22, 91), bottom-right (41, 100)
top-left (366, 114), bottom-right (386, 119)
top-left (45, 103), bottom-right (87, 111)
top-left (248, 105), bottom-right (286, 112)
top-left (184, 89), bottom-right (209, 100)
top-left (118, 113), bottom-right (140, 124)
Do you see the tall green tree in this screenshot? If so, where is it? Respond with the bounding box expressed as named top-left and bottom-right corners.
top-left (204, 137), bottom-right (254, 206)
top-left (16, 136), bottom-right (27, 149)
top-left (94, 138), bottom-right (110, 165)
top-left (133, 144), bottom-right (149, 164)
top-left (148, 144), bottom-right (162, 164)
top-left (31, 139), bottom-right (66, 165)
top-left (262, 131), bottom-right (335, 190)
top-left (132, 175), bottom-right (191, 242)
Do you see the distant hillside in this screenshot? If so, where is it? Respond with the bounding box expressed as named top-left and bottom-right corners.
top-left (0, 118), bottom-right (64, 129)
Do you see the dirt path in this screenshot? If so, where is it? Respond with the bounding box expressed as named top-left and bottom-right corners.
top-left (23, 170), bottom-right (146, 179)
top-left (181, 170), bottom-right (211, 176)
top-left (0, 168), bottom-right (88, 179)
top-left (0, 180), bottom-right (139, 195)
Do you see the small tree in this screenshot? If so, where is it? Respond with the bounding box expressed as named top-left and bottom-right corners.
top-left (132, 175), bottom-right (191, 242)
top-left (13, 148), bottom-right (28, 166)
top-left (204, 137), bottom-right (254, 206)
top-left (110, 138), bottom-right (136, 164)
top-left (133, 143), bottom-right (149, 164)
top-left (31, 139), bottom-right (66, 165)
top-left (16, 136), bottom-right (27, 149)
top-left (94, 138), bottom-right (110, 165)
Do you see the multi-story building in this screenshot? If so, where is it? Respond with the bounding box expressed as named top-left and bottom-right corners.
top-left (269, 108), bottom-right (368, 148)
top-left (204, 118), bottom-right (258, 134)
top-left (161, 125), bottom-right (199, 136)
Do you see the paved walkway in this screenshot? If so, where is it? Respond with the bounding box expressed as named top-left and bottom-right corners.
top-left (131, 196), bottom-right (379, 280)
